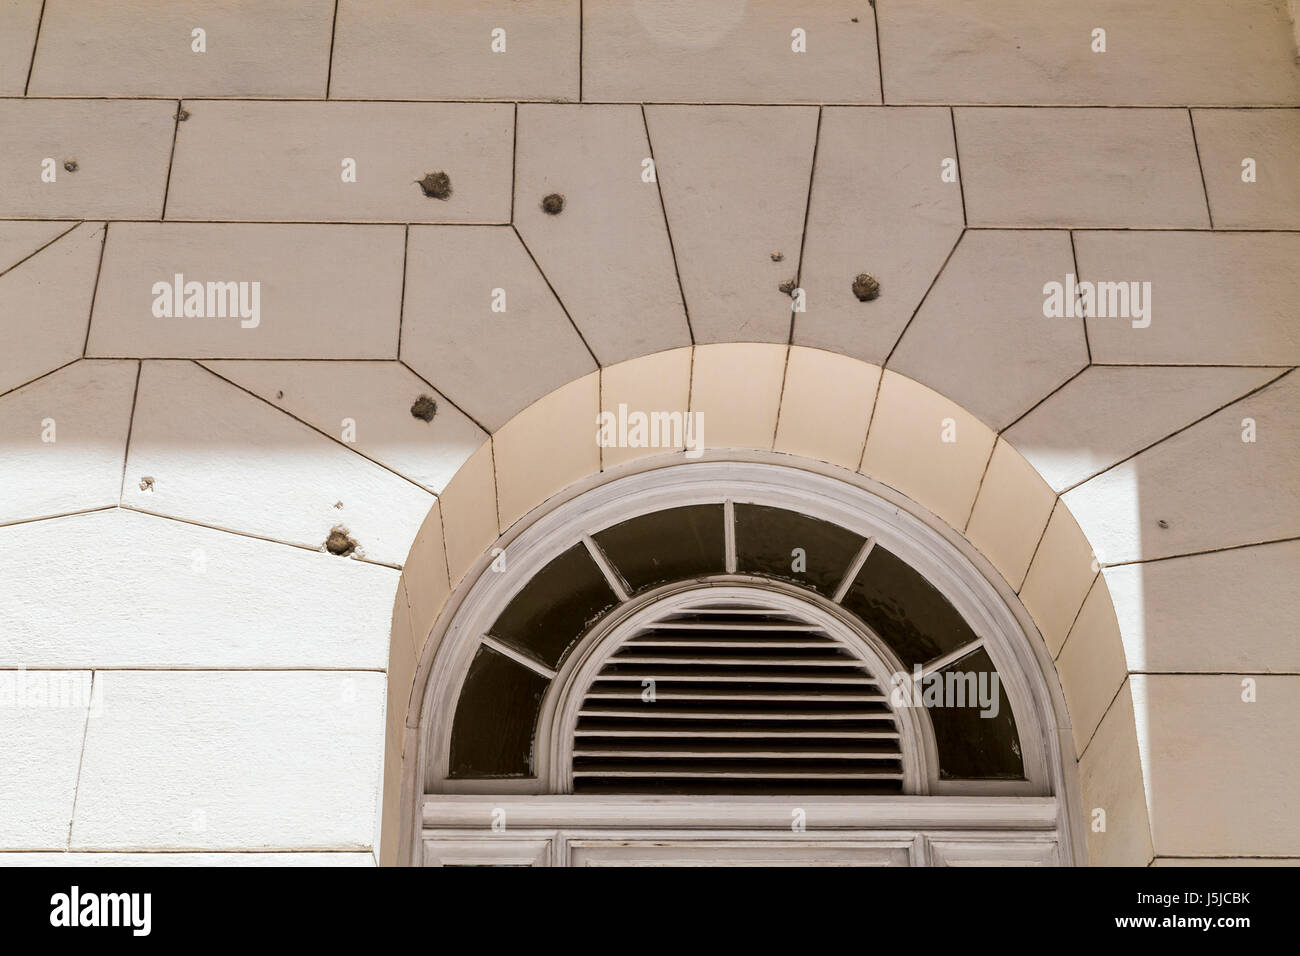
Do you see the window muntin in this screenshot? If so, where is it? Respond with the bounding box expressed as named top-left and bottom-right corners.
top-left (840, 544), bottom-right (980, 669)
top-left (487, 542), bottom-right (619, 669)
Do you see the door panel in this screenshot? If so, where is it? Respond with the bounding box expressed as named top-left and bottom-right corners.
top-left (929, 839), bottom-right (1060, 866)
top-left (423, 837), bottom-right (552, 866)
top-left (567, 839), bottom-right (911, 866)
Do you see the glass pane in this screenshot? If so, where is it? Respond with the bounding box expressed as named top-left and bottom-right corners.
top-left (733, 503), bottom-right (866, 596)
top-left (840, 545), bottom-right (978, 669)
top-left (488, 543), bottom-right (619, 668)
top-left (593, 504), bottom-right (725, 593)
top-left (449, 645), bottom-right (550, 778)
top-left (926, 646), bottom-right (1024, 779)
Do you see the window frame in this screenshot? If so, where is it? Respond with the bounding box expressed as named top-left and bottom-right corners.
top-left (414, 459), bottom-right (1083, 863)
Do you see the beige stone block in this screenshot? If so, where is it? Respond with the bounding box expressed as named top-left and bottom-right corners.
top-left (1064, 372), bottom-right (1300, 565)
top-left (965, 438), bottom-right (1056, 590)
top-left (0, 360), bottom-right (137, 526)
top-left (1018, 502), bottom-right (1098, 657)
top-left (378, 716), bottom-right (405, 867)
top-left (167, 101), bottom-right (514, 223)
top-left (645, 105), bottom-right (818, 343)
top-left (1103, 540), bottom-right (1300, 674)
top-left (859, 371), bottom-right (995, 530)
top-left (123, 361), bottom-right (435, 568)
top-left (29, 0), bottom-right (334, 97)
top-left (0, 222), bottom-right (74, 274)
top-left (1079, 681), bottom-right (1154, 867)
top-left (1193, 109), bottom-right (1300, 229)
top-left (0, 100), bottom-right (175, 219)
top-left (795, 107), bottom-right (964, 365)
top-left (878, 0), bottom-right (1300, 106)
top-left (494, 371), bottom-right (600, 532)
top-left (401, 225), bottom-right (596, 431)
top-left (437, 440), bottom-right (499, 588)
top-left (956, 108), bottom-right (1208, 228)
top-left (1132, 674), bottom-right (1300, 857)
top-left (514, 105), bottom-right (689, 365)
top-left (774, 347), bottom-right (879, 471)
top-left (386, 580), bottom-right (417, 754)
top-left (1152, 857), bottom-right (1299, 867)
top-left (689, 343), bottom-right (787, 452)
top-left (888, 230), bottom-right (1087, 429)
top-left (331, 0), bottom-right (579, 101)
top-left (1057, 575), bottom-right (1130, 755)
top-left (599, 347), bottom-right (692, 470)
top-left (0, 0), bottom-right (40, 94)
top-left (0, 222), bottom-right (102, 395)
top-left (87, 223), bottom-right (405, 360)
top-left (202, 360), bottom-right (486, 494)
top-left (1003, 365), bottom-right (1281, 493)
top-left (583, 1), bottom-right (880, 104)
top-left (1075, 232), bottom-right (1300, 366)
top-left (401, 501), bottom-right (452, 654)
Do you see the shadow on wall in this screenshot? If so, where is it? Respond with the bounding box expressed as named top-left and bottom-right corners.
top-left (1010, 366), bottom-right (1298, 863)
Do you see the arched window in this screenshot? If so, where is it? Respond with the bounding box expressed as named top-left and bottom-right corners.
top-left (415, 462), bottom-right (1081, 866)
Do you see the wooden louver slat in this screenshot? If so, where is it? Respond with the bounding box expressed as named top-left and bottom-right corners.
top-left (572, 603), bottom-right (905, 795)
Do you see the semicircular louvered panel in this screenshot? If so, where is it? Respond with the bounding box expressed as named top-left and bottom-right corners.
top-left (571, 601), bottom-right (905, 795)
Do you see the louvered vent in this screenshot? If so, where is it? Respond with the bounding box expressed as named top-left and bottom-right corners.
top-left (572, 603), bottom-right (905, 795)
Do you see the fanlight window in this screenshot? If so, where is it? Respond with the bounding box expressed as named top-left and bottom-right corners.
top-left (441, 500), bottom-right (1024, 794)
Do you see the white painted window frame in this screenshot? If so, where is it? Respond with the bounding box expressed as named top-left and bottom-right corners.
top-left (413, 459), bottom-right (1084, 865)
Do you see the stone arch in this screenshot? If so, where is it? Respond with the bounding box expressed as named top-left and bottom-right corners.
top-left (384, 345), bottom-right (1150, 866)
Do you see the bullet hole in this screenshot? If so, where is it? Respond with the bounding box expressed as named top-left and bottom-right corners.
top-left (770, 251), bottom-right (785, 262)
top-left (176, 108), bottom-right (191, 122)
top-left (333, 501), bottom-right (344, 510)
top-left (541, 192), bottom-right (565, 215)
top-left (778, 278), bottom-right (798, 296)
top-left (852, 273), bottom-right (881, 301)
top-left (63, 160), bottom-right (78, 173)
top-left (1157, 519), bottom-right (1170, 529)
top-left (851, 17), bottom-right (859, 23)
top-left (325, 526), bottom-right (358, 557)
top-left (410, 394), bottom-right (438, 422)
top-left (275, 390), bottom-right (284, 399)
top-left (138, 476), bottom-right (155, 493)
top-left (418, 171), bottom-right (452, 200)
